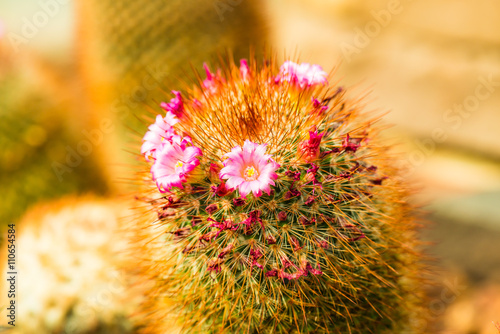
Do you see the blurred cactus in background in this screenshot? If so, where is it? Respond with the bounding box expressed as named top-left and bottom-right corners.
top-left (133, 57), bottom-right (424, 333)
top-left (76, 0), bottom-right (267, 137)
top-left (0, 43), bottom-right (110, 225)
top-left (0, 197), bottom-right (143, 333)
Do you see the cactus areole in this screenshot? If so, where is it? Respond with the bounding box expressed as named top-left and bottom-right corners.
top-left (136, 57), bottom-right (421, 333)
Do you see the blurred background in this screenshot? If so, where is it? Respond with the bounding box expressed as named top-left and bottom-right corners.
top-left (0, 0), bottom-right (499, 333)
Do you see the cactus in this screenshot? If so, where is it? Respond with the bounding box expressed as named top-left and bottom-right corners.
top-left (133, 57), bottom-right (423, 333)
top-left (0, 47), bottom-right (110, 225)
top-left (76, 0), bottom-right (267, 135)
top-left (0, 197), bottom-right (142, 333)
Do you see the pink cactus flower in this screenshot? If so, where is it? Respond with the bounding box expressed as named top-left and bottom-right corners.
top-left (312, 97), bottom-right (328, 114)
top-left (240, 59), bottom-right (250, 81)
top-left (141, 113), bottom-right (180, 160)
top-left (151, 136), bottom-right (202, 192)
top-left (160, 91), bottom-right (184, 118)
top-left (342, 134), bottom-right (361, 153)
top-left (219, 140), bottom-right (280, 198)
top-left (211, 181), bottom-right (232, 197)
top-left (298, 128), bottom-right (324, 162)
top-left (279, 61), bottom-right (328, 88)
top-left (202, 63), bottom-right (224, 94)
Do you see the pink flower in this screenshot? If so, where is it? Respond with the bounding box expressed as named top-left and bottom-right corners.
top-left (311, 97), bottom-right (328, 114)
top-left (240, 59), bottom-right (250, 81)
top-left (219, 140), bottom-right (280, 198)
top-left (298, 128), bottom-right (324, 162)
top-left (279, 61), bottom-right (328, 88)
top-left (151, 136), bottom-right (202, 192)
top-left (202, 63), bottom-right (224, 94)
top-left (160, 91), bottom-right (184, 118)
top-left (141, 113), bottom-right (180, 160)
top-left (203, 63), bottom-right (214, 88)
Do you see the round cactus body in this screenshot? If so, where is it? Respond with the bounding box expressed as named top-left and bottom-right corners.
top-left (134, 57), bottom-right (423, 333)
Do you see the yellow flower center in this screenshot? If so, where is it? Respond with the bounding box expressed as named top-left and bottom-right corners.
top-left (175, 161), bottom-right (184, 169)
top-left (244, 166), bottom-right (259, 181)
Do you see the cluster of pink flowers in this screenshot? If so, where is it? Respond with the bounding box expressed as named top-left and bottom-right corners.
top-left (142, 92), bottom-right (203, 192)
top-left (143, 118), bottom-right (280, 196)
top-left (202, 63), bottom-right (224, 94)
top-left (278, 61), bottom-right (328, 88)
top-left (143, 60), bottom-right (330, 196)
